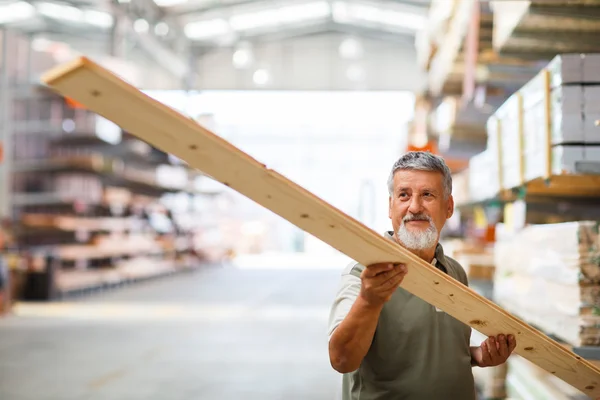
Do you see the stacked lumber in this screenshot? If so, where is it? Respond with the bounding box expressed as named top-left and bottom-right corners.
top-left (494, 221), bottom-right (600, 346)
top-left (507, 355), bottom-right (586, 400)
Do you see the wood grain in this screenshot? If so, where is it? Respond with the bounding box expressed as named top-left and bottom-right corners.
top-left (41, 57), bottom-right (600, 398)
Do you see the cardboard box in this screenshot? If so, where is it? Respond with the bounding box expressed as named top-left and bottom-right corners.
top-left (585, 146), bottom-right (600, 161)
top-left (551, 145), bottom-right (584, 175)
top-left (583, 86), bottom-right (600, 114)
top-left (551, 85), bottom-right (584, 144)
top-left (583, 54), bottom-right (600, 83)
top-left (584, 112), bottom-right (600, 143)
top-left (547, 54), bottom-right (584, 88)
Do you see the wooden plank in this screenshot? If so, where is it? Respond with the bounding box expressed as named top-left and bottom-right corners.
top-left (526, 175), bottom-right (600, 197)
top-left (40, 57), bottom-right (600, 398)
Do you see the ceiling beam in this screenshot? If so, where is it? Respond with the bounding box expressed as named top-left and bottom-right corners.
top-left (329, 22), bottom-right (418, 45)
top-left (188, 19), bottom-right (417, 49)
top-left (169, 0), bottom-right (429, 20)
top-left (168, 0), bottom-right (278, 18)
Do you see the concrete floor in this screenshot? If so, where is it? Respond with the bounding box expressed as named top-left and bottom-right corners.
top-left (0, 256), bottom-right (346, 400)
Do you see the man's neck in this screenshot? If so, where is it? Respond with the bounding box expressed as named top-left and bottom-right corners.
top-left (392, 232), bottom-right (437, 263)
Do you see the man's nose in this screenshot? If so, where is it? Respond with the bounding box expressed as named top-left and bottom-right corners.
top-left (408, 196), bottom-right (423, 213)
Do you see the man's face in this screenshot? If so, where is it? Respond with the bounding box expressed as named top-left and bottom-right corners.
top-left (388, 169), bottom-right (453, 251)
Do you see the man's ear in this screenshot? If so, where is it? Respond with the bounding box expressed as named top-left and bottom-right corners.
top-left (388, 196), bottom-right (393, 219)
top-left (447, 194), bottom-right (455, 219)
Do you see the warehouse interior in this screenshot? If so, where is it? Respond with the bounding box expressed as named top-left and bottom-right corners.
top-left (2, 0), bottom-right (600, 399)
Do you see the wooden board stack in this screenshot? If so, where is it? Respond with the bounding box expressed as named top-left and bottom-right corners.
top-left (495, 221), bottom-right (600, 347)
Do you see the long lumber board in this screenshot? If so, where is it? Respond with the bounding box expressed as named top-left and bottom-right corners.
top-left (41, 57), bottom-right (600, 398)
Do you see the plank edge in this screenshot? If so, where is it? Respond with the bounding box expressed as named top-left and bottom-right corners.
top-left (40, 56), bottom-right (92, 86)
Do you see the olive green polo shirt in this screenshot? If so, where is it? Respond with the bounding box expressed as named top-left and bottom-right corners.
top-left (328, 232), bottom-right (475, 400)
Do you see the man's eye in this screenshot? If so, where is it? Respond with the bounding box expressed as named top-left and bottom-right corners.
top-left (399, 193), bottom-right (408, 198)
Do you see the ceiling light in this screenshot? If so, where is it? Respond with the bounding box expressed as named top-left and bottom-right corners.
top-left (351, 3), bottom-right (380, 23)
top-left (32, 37), bottom-right (52, 52)
top-left (233, 48), bottom-right (253, 69)
top-left (134, 18), bottom-right (149, 33)
top-left (332, 1), bottom-right (350, 23)
top-left (230, 9), bottom-right (278, 31)
top-left (37, 2), bottom-right (82, 22)
top-left (230, 1), bottom-right (330, 31)
top-left (34, 2), bottom-right (113, 29)
top-left (277, 1), bottom-right (330, 24)
top-left (185, 18), bottom-right (230, 39)
top-left (253, 69), bottom-right (270, 86)
top-left (380, 10), bottom-right (426, 31)
top-left (0, 1), bottom-right (35, 24)
top-left (154, 0), bottom-right (188, 6)
top-left (332, 1), bottom-right (426, 31)
top-left (155, 22), bottom-right (169, 36)
top-left (83, 10), bottom-right (114, 28)
top-left (338, 37), bottom-right (363, 60)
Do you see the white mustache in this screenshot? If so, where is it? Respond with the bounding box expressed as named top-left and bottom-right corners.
top-left (403, 213), bottom-right (432, 223)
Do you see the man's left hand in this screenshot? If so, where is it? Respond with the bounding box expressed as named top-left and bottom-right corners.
top-left (471, 334), bottom-right (516, 367)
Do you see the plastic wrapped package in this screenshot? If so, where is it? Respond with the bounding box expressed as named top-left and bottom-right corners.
top-left (495, 93), bottom-right (524, 189)
top-left (468, 150), bottom-right (500, 202)
top-left (551, 85), bottom-right (584, 144)
top-left (494, 221), bottom-right (600, 346)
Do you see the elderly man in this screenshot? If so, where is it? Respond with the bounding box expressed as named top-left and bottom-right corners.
top-left (328, 151), bottom-right (516, 400)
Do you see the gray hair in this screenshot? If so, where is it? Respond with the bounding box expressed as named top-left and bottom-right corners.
top-left (387, 151), bottom-right (452, 198)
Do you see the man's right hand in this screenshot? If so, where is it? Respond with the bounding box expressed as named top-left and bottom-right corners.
top-left (359, 263), bottom-right (408, 308)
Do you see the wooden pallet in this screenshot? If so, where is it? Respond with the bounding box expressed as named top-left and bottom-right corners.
top-left (41, 57), bottom-right (600, 398)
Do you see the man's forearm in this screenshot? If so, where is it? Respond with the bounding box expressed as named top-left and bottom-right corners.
top-left (329, 296), bottom-right (383, 373)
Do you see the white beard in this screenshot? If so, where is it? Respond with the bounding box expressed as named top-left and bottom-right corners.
top-left (396, 213), bottom-right (438, 251)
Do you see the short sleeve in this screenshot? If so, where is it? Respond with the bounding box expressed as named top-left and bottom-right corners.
top-left (327, 262), bottom-right (362, 340)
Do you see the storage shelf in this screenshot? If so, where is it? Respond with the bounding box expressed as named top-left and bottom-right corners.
top-left (52, 258), bottom-right (199, 297)
top-left (492, 1), bottom-right (600, 57)
top-left (19, 214), bottom-right (139, 232)
top-left (456, 173), bottom-right (600, 210)
top-left (13, 156), bottom-right (193, 194)
top-left (12, 192), bottom-right (98, 206)
top-left (8, 79), bottom-right (225, 301)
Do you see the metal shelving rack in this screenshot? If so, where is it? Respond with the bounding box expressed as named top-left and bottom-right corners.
top-left (0, 30), bottom-right (225, 300)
